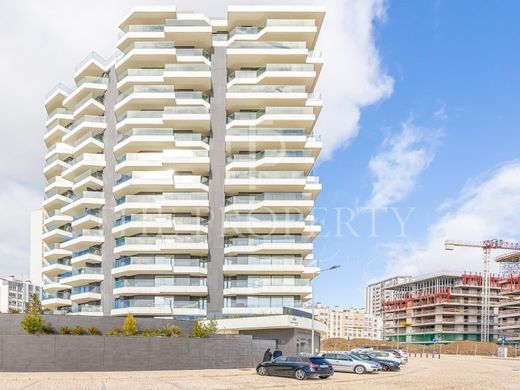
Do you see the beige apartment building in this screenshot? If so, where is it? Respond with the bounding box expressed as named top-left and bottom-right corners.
top-left (315, 305), bottom-right (383, 340)
top-left (39, 5), bottom-right (324, 319)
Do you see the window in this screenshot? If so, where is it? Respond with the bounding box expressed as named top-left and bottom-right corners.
top-left (273, 357), bottom-right (287, 363)
top-left (287, 356), bottom-right (302, 363)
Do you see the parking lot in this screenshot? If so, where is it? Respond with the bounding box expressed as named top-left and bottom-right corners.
top-left (0, 355), bottom-right (519, 390)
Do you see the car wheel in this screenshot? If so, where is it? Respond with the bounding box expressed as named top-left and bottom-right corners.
top-left (319, 376), bottom-right (329, 379)
top-left (295, 369), bottom-right (306, 380)
top-left (381, 365), bottom-right (390, 372)
top-left (354, 365), bottom-right (366, 375)
top-left (257, 366), bottom-right (268, 376)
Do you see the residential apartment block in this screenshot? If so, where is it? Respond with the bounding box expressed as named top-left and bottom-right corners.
top-left (495, 251), bottom-right (520, 343)
top-left (40, 5), bottom-right (324, 318)
top-left (0, 276), bottom-right (42, 313)
top-left (315, 305), bottom-right (383, 340)
top-left (365, 275), bottom-right (412, 317)
top-left (382, 272), bottom-right (502, 343)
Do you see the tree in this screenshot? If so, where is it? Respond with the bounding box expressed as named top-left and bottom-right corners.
top-left (123, 313), bottom-right (138, 336)
top-left (191, 319), bottom-right (218, 338)
top-left (20, 293), bottom-right (45, 335)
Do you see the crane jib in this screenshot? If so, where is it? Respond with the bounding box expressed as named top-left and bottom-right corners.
top-left (482, 239), bottom-right (520, 250)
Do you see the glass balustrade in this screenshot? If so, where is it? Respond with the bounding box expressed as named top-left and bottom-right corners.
top-left (225, 296), bottom-right (302, 308)
top-left (43, 291), bottom-right (71, 300)
top-left (115, 192), bottom-right (208, 205)
top-left (113, 255), bottom-right (207, 268)
top-left (68, 116), bottom-right (106, 132)
top-left (76, 76), bottom-right (109, 88)
top-left (225, 279), bottom-right (310, 288)
top-left (116, 150), bottom-right (207, 164)
top-left (226, 171), bottom-right (305, 180)
top-left (117, 110), bottom-right (163, 123)
top-left (227, 150), bottom-right (312, 163)
top-left (226, 128), bottom-right (306, 136)
top-left (121, 41), bottom-right (175, 55)
top-left (164, 63), bottom-right (210, 72)
top-left (225, 255), bottom-right (318, 267)
top-left (61, 267), bottom-right (102, 278)
top-left (113, 298), bottom-right (205, 309)
top-left (225, 235), bottom-right (311, 246)
top-left (74, 132), bottom-right (103, 146)
top-left (71, 304), bottom-right (102, 313)
top-left (73, 170), bottom-right (103, 184)
top-left (225, 214), bottom-right (304, 222)
top-left (116, 172), bottom-right (208, 185)
top-left (72, 285), bottom-right (101, 294)
top-left (46, 83), bottom-right (72, 100)
top-left (47, 108), bottom-right (73, 120)
top-left (120, 24), bottom-right (164, 33)
top-left (114, 214), bottom-right (208, 227)
top-left (117, 85), bottom-right (175, 102)
top-left (74, 93), bottom-right (105, 111)
top-left (115, 235), bottom-right (207, 247)
top-left (228, 41), bottom-right (306, 49)
top-left (72, 246), bottom-right (102, 258)
top-left (225, 192), bottom-right (311, 205)
top-left (228, 85), bottom-right (306, 93)
top-left (71, 191), bottom-right (104, 201)
top-left (165, 19), bottom-right (209, 26)
top-left (73, 208), bottom-right (102, 220)
top-left (115, 277), bottom-right (206, 288)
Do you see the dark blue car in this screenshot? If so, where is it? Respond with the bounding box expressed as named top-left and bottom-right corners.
top-left (256, 355), bottom-right (334, 380)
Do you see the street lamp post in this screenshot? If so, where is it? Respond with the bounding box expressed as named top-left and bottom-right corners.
top-left (311, 265), bottom-right (341, 355)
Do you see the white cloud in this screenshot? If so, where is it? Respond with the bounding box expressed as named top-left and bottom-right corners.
top-left (382, 161), bottom-right (520, 277)
top-left (314, 0), bottom-right (394, 160)
top-left (0, 0), bottom-right (391, 276)
top-left (365, 119), bottom-right (439, 209)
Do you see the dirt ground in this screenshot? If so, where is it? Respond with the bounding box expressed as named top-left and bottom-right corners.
top-left (0, 355), bottom-right (518, 390)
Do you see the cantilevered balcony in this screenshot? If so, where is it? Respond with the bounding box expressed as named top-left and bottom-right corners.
top-left (226, 107), bottom-right (316, 131)
top-left (45, 108), bottom-right (73, 128)
top-left (113, 276), bottom-right (207, 296)
top-left (42, 190), bottom-right (73, 210)
top-left (225, 128), bottom-right (321, 154)
top-left (63, 76), bottom-right (108, 108)
top-left (226, 85), bottom-right (310, 111)
top-left (111, 298), bottom-right (206, 316)
top-left (42, 276), bottom-right (71, 293)
top-left (72, 132), bottom-right (104, 157)
top-left (223, 255), bottom-right (319, 276)
top-left (117, 64), bottom-right (211, 91)
top-left (115, 128), bottom-right (208, 155)
top-left (115, 85), bottom-right (209, 114)
top-left (45, 142), bottom-right (74, 164)
top-left (113, 171), bottom-right (209, 197)
top-left (43, 155), bottom-right (71, 178)
top-left (61, 191), bottom-right (105, 215)
top-left (71, 246), bottom-right (102, 267)
top-left (114, 192), bottom-right (209, 215)
top-left (62, 115), bottom-right (106, 144)
top-left (112, 255), bottom-right (207, 277)
top-left (42, 291), bottom-right (71, 309)
top-left (42, 224), bottom-right (73, 244)
top-left (60, 229), bottom-right (104, 251)
top-left (45, 83), bottom-right (72, 113)
top-left (224, 235), bottom-right (313, 256)
top-left (227, 64), bottom-right (317, 89)
top-left (44, 176), bottom-right (73, 196)
top-left (223, 278), bottom-right (312, 296)
top-left (69, 303), bottom-right (103, 316)
top-left (71, 169), bottom-right (103, 193)
top-left (222, 298), bottom-right (303, 316)
top-left (225, 171), bottom-right (320, 196)
top-left (71, 285), bottom-right (102, 304)
top-left (115, 150), bottom-right (209, 174)
top-left (116, 41), bottom-right (210, 73)
top-left (225, 192), bottom-right (314, 213)
top-left (42, 258), bottom-right (72, 277)
top-left (43, 243), bottom-right (72, 262)
top-left (61, 153), bottom-right (105, 180)
top-left (114, 235), bottom-right (208, 256)
top-left (44, 119), bottom-right (69, 146)
top-left (226, 150), bottom-right (314, 173)
top-left (112, 214), bottom-right (208, 237)
top-left (60, 267), bottom-right (103, 287)
top-left (224, 213), bottom-right (307, 235)
top-left (228, 19), bottom-right (318, 47)
top-left (164, 18), bottom-right (212, 49)
top-left (116, 106), bottom-right (210, 133)
top-left (71, 208), bottom-right (103, 230)
top-left (43, 210), bottom-right (73, 229)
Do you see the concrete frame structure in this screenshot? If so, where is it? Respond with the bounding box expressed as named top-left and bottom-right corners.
top-left (0, 276), bottom-right (42, 314)
top-left (40, 5), bottom-right (324, 320)
top-left (382, 272), bottom-right (503, 344)
top-left (365, 275), bottom-right (412, 317)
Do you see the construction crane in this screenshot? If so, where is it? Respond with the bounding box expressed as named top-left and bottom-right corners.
top-left (444, 239), bottom-right (520, 342)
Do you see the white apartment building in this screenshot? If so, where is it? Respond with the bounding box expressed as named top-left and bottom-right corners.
top-left (0, 276), bottom-right (42, 313)
top-left (315, 305), bottom-right (383, 340)
top-left (39, 5), bottom-right (324, 318)
top-left (366, 275), bottom-right (412, 317)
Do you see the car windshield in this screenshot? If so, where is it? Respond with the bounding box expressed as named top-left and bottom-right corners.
top-left (273, 357), bottom-right (287, 363)
top-left (354, 354), bottom-right (371, 361)
top-left (309, 357), bottom-right (328, 364)
top-left (349, 354), bottom-right (363, 361)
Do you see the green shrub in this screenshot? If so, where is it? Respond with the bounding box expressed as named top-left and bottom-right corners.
top-left (8, 308), bottom-right (20, 314)
top-left (21, 314), bottom-right (44, 335)
top-left (141, 328), bottom-right (163, 337)
top-left (191, 319), bottom-right (218, 338)
top-left (123, 313), bottom-right (138, 336)
top-left (71, 325), bottom-right (84, 335)
top-left (26, 293), bottom-right (44, 315)
top-left (42, 323), bottom-right (55, 334)
top-left (86, 325), bottom-right (101, 336)
top-left (105, 327), bottom-right (122, 336)
top-left (163, 323), bottom-right (181, 337)
top-left (59, 326), bottom-right (71, 335)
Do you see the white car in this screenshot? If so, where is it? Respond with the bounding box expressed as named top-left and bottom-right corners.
top-left (320, 353), bottom-right (382, 374)
top-left (351, 347), bottom-right (374, 354)
top-left (369, 351), bottom-right (403, 365)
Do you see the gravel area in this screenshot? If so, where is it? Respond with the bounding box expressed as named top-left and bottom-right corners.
top-left (0, 355), bottom-right (519, 390)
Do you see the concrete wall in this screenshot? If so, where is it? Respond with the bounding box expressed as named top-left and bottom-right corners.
top-left (0, 334), bottom-right (274, 372)
top-left (0, 314), bottom-right (193, 335)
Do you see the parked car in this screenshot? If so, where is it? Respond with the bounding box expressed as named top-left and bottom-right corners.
top-left (320, 353), bottom-right (381, 374)
top-left (369, 350), bottom-right (404, 365)
top-left (381, 348), bottom-right (408, 363)
top-left (351, 347), bottom-right (374, 354)
top-left (351, 353), bottom-right (401, 372)
top-left (256, 355), bottom-right (334, 380)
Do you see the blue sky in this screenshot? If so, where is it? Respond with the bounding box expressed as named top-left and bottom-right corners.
top-left (313, 0), bottom-right (520, 308)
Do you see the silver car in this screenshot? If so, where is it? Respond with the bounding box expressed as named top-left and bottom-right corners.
top-left (320, 353), bottom-right (381, 374)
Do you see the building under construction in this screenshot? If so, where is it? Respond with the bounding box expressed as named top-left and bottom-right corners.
top-left (496, 251), bottom-right (520, 343)
top-left (382, 272), bottom-right (503, 344)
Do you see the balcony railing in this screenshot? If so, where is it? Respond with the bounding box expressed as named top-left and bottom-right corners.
top-left (43, 291), bottom-right (71, 300)
top-left (115, 192), bottom-right (208, 205)
top-left (113, 255), bottom-right (207, 268)
top-left (115, 235), bottom-right (208, 247)
top-left (116, 150), bottom-right (208, 164)
top-left (114, 214), bottom-right (208, 227)
top-left (225, 192), bottom-right (312, 206)
top-left (72, 285), bottom-right (101, 294)
top-left (225, 255), bottom-right (317, 267)
top-left (113, 299), bottom-right (206, 309)
top-left (115, 277), bottom-right (206, 288)
top-left (228, 41), bottom-right (307, 49)
top-left (60, 267), bottom-right (102, 279)
top-left (227, 107), bottom-right (313, 122)
top-left (72, 246), bottom-right (102, 258)
top-left (116, 172), bottom-right (209, 186)
top-left (228, 64), bottom-right (314, 81)
top-left (225, 279), bottom-right (310, 288)
top-left (117, 128), bottom-right (209, 143)
top-left (226, 171), bottom-right (305, 180)
top-left (225, 235), bottom-right (312, 247)
top-left (227, 150), bottom-right (312, 163)
top-left (225, 214), bottom-right (304, 223)
top-left (228, 85), bottom-right (306, 94)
